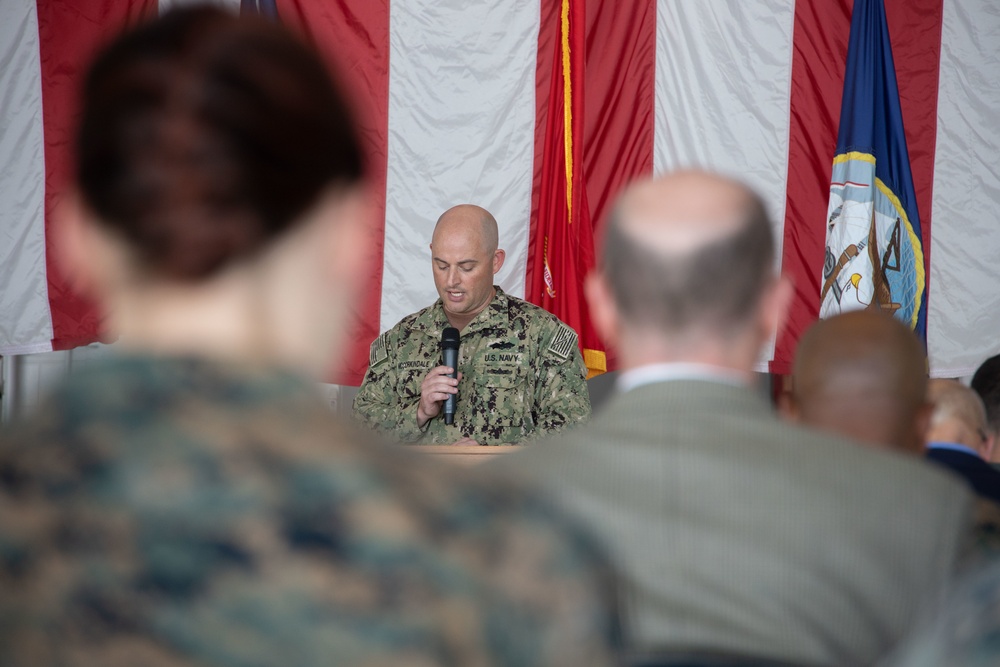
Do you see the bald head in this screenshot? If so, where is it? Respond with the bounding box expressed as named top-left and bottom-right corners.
top-left (428, 204), bottom-right (505, 330)
top-left (615, 170), bottom-right (762, 254)
top-left (601, 170), bottom-right (774, 338)
top-left (787, 310), bottom-right (928, 453)
top-left (432, 204), bottom-right (499, 255)
top-left (926, 379), bottom-right (991, 456)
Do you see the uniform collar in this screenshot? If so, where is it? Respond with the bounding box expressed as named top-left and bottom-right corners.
top-left (420, 286), bottom-right (509, 337)
top-left (464, 286), bottom-right (510, 335)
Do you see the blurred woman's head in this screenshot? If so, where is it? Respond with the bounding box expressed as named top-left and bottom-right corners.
top-left (77, 6), bottom-right (363, 280)
top-left (63, 7), bottom-right (371, 373)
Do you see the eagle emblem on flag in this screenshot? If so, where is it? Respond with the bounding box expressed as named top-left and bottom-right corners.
top-left (820, 153), bottom-right (924, 328)
top-left (818, 0), bottom-right (927, 339)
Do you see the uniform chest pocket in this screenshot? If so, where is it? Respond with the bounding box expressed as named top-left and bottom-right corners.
top-left (396, 365), bottom-right (433, 400)
top-left (468, 366), bottom-right (532, 427)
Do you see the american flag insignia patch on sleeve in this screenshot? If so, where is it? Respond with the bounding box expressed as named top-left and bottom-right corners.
top-left (547, 323), bottom-right (578, 361)
top-left (369, 332), bottom-right (389, 367)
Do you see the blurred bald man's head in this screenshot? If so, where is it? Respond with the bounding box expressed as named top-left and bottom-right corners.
top-left (927, 379), bottom-right (994, 459)
top-left (603, 170), bottom-right (773, 334)
top-left (783, 310), bottom-right (929, 453)
top-left (590, 170), bottom-right (789, 372)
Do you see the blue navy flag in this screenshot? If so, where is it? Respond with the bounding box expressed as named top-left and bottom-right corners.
top-left (240, 0), bottom-right (279, 20)
top-left (820, 0), bottom-right (926, 341)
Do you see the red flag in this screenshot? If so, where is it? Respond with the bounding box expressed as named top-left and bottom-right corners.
top-left (527, 0), bottom-right (606, 378)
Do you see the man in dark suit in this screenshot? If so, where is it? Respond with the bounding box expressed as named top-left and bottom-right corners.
top-left (926, 378), bottom-right (1000, 503)
top-left (500, 170), bottom-right (979, 667)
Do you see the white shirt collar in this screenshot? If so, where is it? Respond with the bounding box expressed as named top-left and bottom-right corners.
top-left (616, 362), bottom-right (749, 393)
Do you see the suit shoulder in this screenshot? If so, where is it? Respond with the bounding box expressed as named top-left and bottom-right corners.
top-left (794, 423), bottom-right (973, 502)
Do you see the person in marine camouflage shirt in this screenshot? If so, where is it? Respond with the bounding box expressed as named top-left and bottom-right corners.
top-left (0, 10), bottom-right (619, 666)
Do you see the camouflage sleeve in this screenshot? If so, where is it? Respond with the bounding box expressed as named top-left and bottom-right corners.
top-left (958, 497), bottom-right (1000, 572)
top-left (352, 332), bottom-right (428, 443)
top-left (529, 321), bottom-right (591, 438)
top-left (475, 478), bottom-right (622, 667)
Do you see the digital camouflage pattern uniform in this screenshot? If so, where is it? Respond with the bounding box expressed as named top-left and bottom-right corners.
top-left (883, 558), bottom-right (1000, 667)
top-left (0, 355), bottom-right (619, 667)
top-left (353, 287), bottom-right (591, 445)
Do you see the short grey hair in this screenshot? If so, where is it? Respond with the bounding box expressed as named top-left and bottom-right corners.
top-left (601, 187), bottom-right (773, 334)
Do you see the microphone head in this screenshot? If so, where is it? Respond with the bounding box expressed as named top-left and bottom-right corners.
top-left (441, 327), bottom-right (460, 350)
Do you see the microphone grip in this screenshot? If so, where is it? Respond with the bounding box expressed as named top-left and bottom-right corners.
top-left (442, 347), bottom-right (458, 425)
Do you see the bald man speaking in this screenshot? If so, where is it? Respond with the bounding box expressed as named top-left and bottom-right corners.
top-left (353, 204), bottom-right (590, 445)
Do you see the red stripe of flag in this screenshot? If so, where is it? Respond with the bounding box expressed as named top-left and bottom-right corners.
top-left (582, 0), bottom-right (655, 240)
top-left (38, 0), bottom-right (157, 350)
top-left (884, 0), bottom-right (944, 318)
top-left (582, 0), bottom-right (655, 372)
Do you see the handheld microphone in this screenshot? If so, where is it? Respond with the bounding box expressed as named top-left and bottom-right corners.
top-left (441, 327), bottom-right (460, 425)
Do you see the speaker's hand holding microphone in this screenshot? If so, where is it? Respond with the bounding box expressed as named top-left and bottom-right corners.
top-left (415, 327), bottom-right (462, 428)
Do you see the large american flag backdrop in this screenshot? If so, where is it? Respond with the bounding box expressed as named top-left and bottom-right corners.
top-left (2, 0), bottom-right (998, 385)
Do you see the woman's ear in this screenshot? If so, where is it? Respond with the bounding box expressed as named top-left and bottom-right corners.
top-left (51, 190), bottom-right (107, 300)
top-left (322, 187), bottom-right (377, 286)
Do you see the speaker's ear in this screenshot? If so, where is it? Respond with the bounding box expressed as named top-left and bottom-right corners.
top-left (492, 247), bottom-right (506, 275)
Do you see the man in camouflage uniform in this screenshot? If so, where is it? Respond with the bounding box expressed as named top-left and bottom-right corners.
top-left (353, 204), bottom-right (591, 445)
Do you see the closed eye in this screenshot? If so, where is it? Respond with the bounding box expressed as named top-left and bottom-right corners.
top-left (433, 259), bottom-right (478, 271)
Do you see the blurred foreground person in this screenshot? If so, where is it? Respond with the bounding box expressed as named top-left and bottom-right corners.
top-left (0, 8), bottom-right (618, 667)
top-left (880, 558), bottom-right (1000, 667)
top-left (925, 379), bottom-right (1000, 503)
top-left (781, 310), bottom-right (930, 454)
top-left (500, 170), bottom-right (978, 666)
